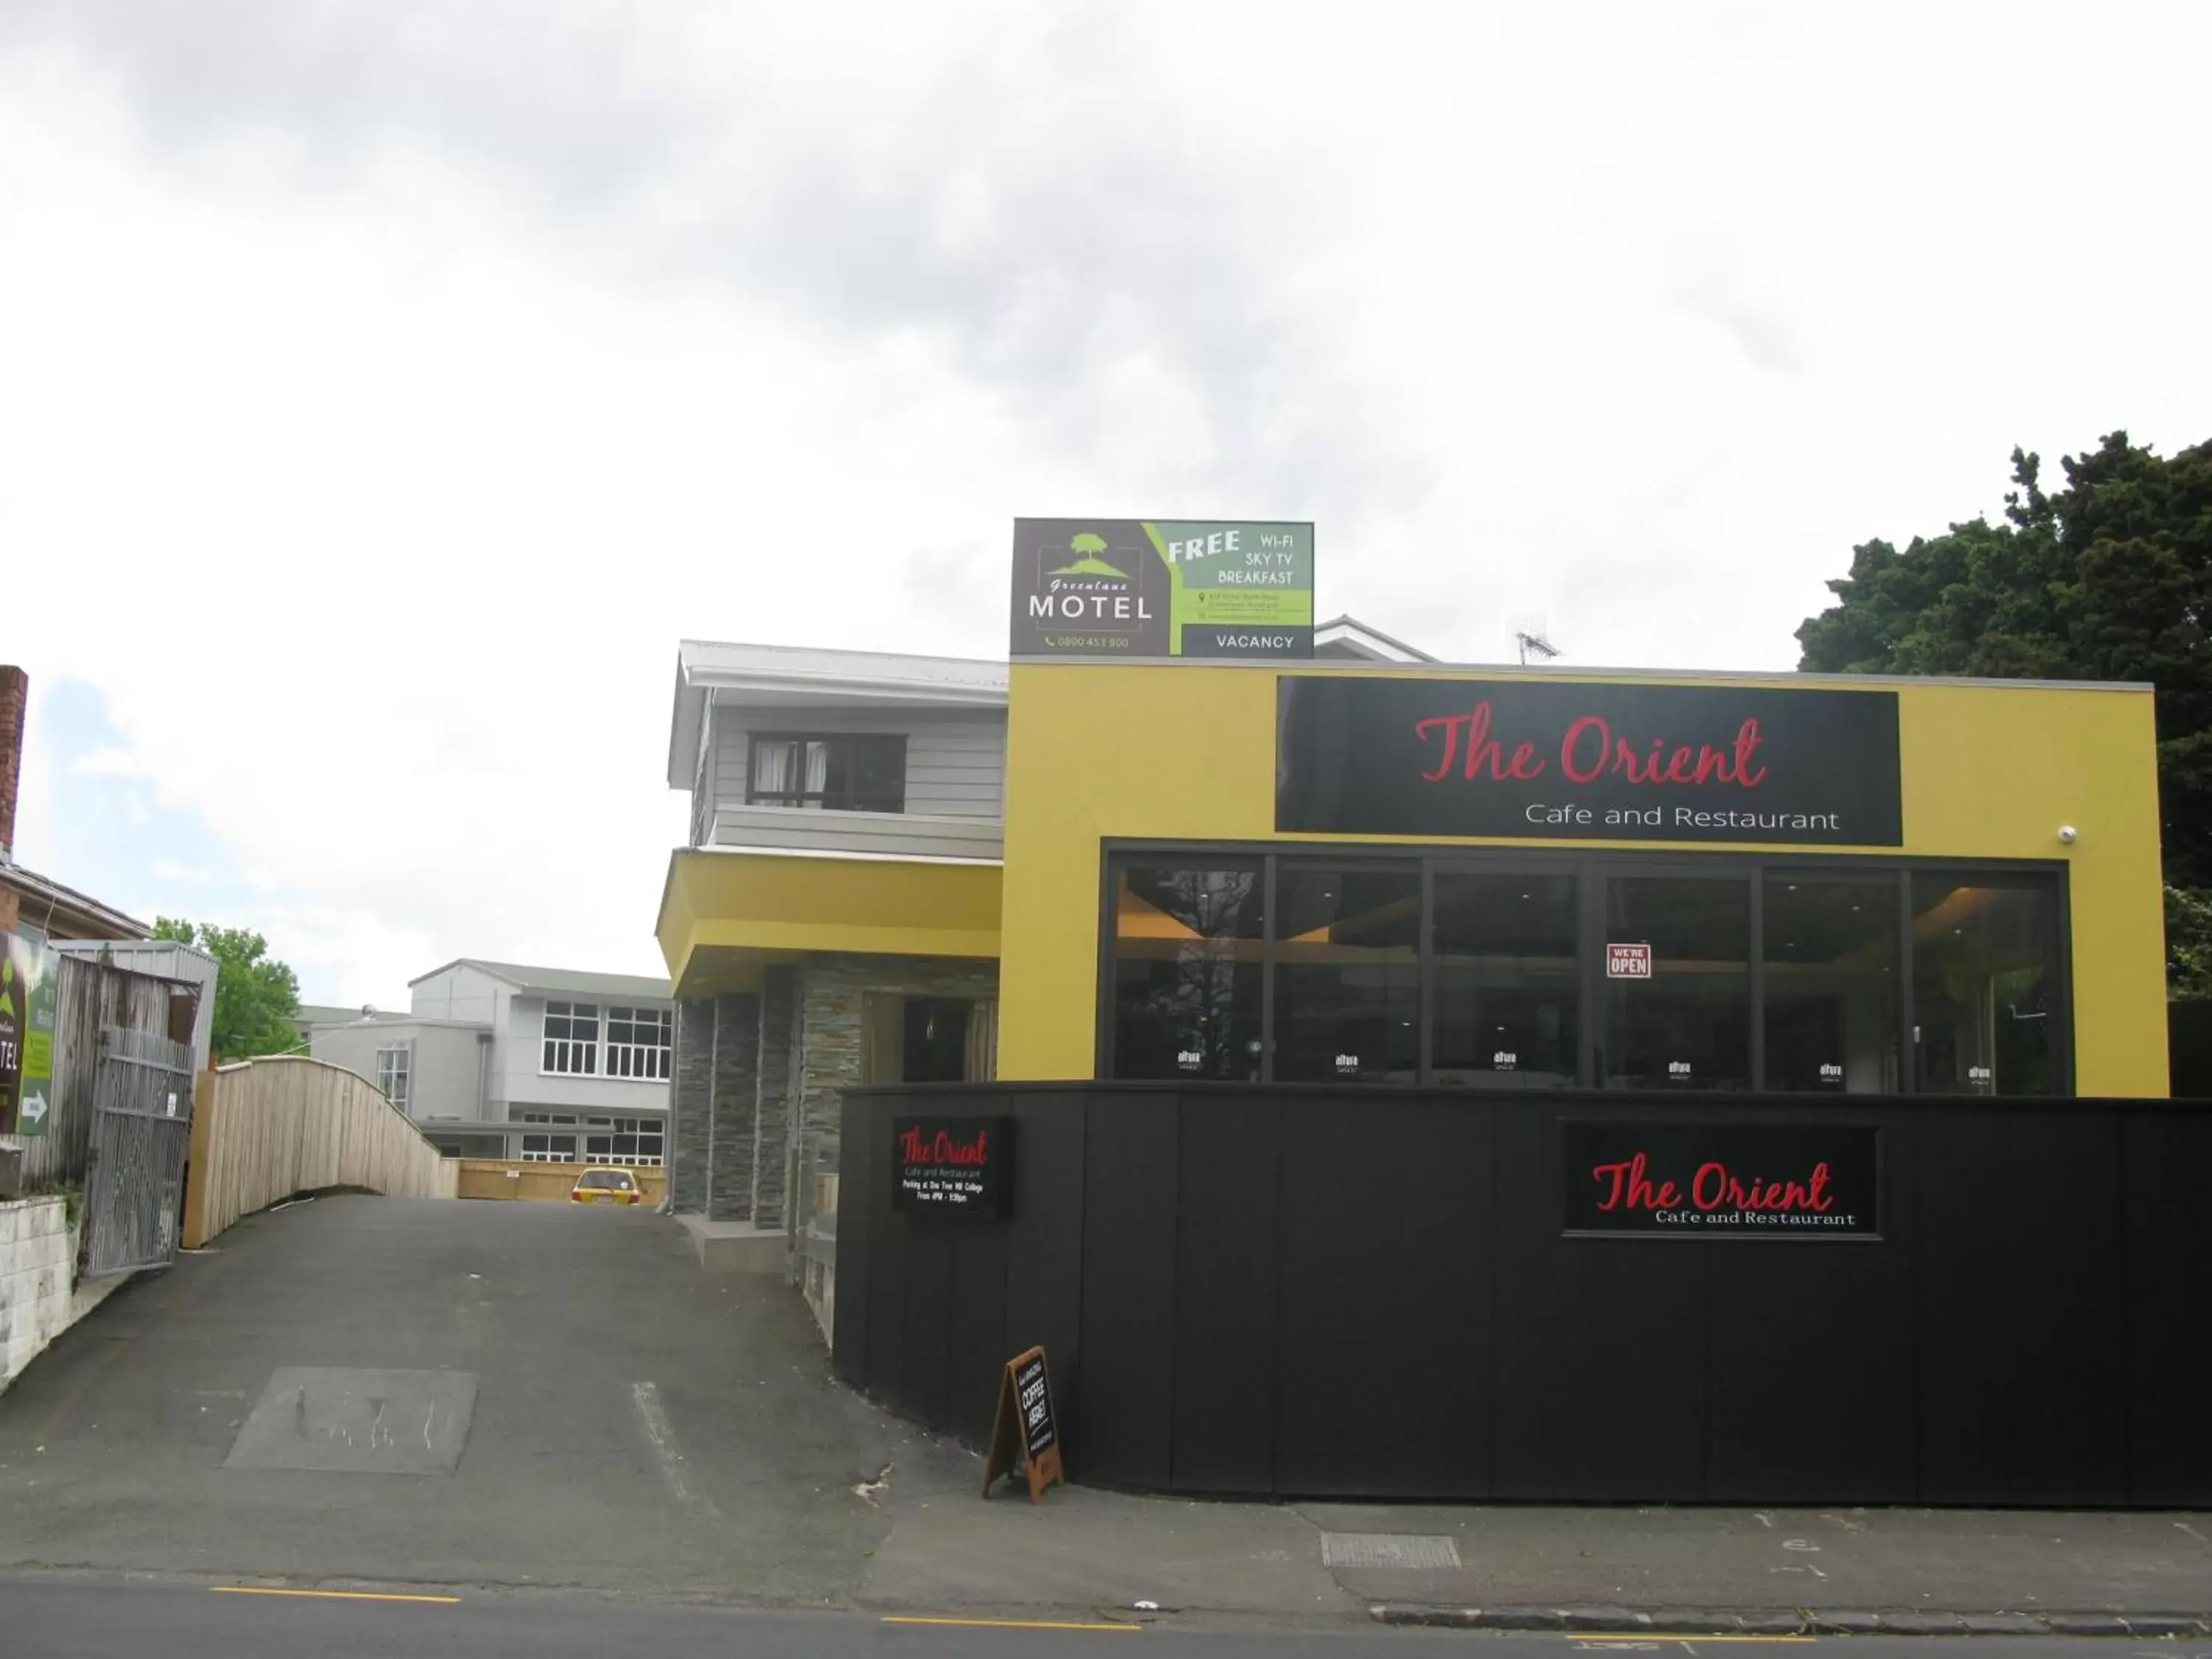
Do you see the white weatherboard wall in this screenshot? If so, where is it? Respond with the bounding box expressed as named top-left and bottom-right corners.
top-left (0, 1197), bottom-right (74, 1393)
top-left (704, 706), bottom-right (1006, 821)
top-left (504, 993), bottom-right (673, 1118)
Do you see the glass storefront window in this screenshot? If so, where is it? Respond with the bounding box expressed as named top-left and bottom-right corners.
top-left (1273, 865), bottom-right (1422, 1082)
top-left (1601, 875), bottom-right (1751, 1091)
top-left (1100, 851), bottom-right (2068, 1093)
top-left (1432, 871), bottom-right (1579, 1088)
top-left (1764, 876), bottom-right (1902, 1092)
top-left (1913, 874), bottom-right (2061, 1095)
top-left (1111, 862), bottom-right (1267, 1080)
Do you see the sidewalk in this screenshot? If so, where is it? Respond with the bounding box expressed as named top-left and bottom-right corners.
top-left (863, 1440), bottom-right (2212, 1633)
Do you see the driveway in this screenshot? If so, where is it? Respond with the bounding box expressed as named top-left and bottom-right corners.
top-left (0, 1196), bottom-right (919, 1600)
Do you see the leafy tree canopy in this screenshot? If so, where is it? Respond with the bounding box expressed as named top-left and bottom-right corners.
top-left (1796, 431), bottom-right (2211, 990)
top-left (152, 917), bottom-right (303, 1058)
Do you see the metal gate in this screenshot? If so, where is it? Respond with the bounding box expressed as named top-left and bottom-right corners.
top-left (80, 1026), bottom-right (196, 1275)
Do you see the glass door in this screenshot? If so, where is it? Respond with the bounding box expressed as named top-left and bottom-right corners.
top-left (1594, 869), bottom-right (1753, 1091)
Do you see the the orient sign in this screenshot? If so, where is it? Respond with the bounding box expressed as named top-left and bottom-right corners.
top-left (1563, 1121), bottom-right (1882, 1239)
top-left (1009, 518), bottom-right (1315, 660)
top-left (892, 1116), bottom-right (1012, 1218)
top-left (1276, 676), bottom-right (1902, 845)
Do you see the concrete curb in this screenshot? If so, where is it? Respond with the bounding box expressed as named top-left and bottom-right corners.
top-left (1368, 1604), bottom-right (2212, 1638)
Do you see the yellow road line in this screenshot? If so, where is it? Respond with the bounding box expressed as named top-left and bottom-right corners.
top-left (883, 1615), bottom-right (1141, 1632)
top-left (211, 1587), bottom-right (462, 1605)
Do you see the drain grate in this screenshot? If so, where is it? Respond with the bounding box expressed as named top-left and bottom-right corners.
top-left (1321, 1531), bottom-right (1463, 1571)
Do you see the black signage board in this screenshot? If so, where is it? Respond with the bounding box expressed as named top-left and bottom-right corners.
top-left (1563, 1121), bottom-right (1882, 1239)
top-left (892, 1116), bottom-right (1012, 1218)
top-left (1012, 1349), bottom-right (1058, 1460)
top-left (983, 1346), bottom-right (1067, 1501)
top-left (1277, 676), bottom-right (1902, 846)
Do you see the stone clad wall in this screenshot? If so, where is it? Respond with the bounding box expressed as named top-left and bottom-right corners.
top-left (751, 970), bottom-right (797, 1230)
top-left (791, 955), bottom-right (998, 1338)
top-left (794, 956), bottom-right (999, 1197)
top-left (668, 998), bottom-right (713, 1213)
top-left (709, 992), bottom-right (759, 1221)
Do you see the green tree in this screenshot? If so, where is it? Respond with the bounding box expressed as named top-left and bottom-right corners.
top-left (152, 917), bottom-right (303, 1058)
top-left (1796, 431), bottom-right (2212, 989)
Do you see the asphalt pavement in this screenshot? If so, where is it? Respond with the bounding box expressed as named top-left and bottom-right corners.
top-left (0, 1194), bottom-right (924, 1601)
top-left (1, 1194), bottom-right (2205, 1634)
top-left (6, 1576), bottom-right (2211, 1659)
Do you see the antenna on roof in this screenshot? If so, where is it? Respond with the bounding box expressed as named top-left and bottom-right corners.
top-left (1509, 613), bottom-right (1562, 666)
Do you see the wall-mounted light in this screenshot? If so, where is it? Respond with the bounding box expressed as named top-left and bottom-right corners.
top-left (2058, 825), bottom-right (2079, 844)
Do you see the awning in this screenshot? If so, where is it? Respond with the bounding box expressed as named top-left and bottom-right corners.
top-left (655, 848), bottom-right (1002, 998)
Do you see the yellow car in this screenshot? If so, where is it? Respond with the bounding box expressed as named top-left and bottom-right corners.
top-left (568, 1167), bottom-right (643, 1206)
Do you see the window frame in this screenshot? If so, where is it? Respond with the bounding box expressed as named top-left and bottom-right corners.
top-left (1096, 841), bottom-right (2073, 1093)
top-left (581, 1113), bottom-right (667, 1167)
top-left (519, 1132), bottom-right (577, 1163)
top-left (744, 731), bottom-right (908, 814)
top-left (1104, 855), bottom-right (1270, 1082)
top-left (604, 1004), bottom-right (674, 1081)
top-left (541, 1001), bottom-right (600, 1077)
top-left (374, 1043), bottom-right (412, 1110)
top-left (1270, 858), bottom-right (1425, 1085)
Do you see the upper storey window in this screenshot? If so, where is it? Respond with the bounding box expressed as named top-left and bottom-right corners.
top-left (747, 734), bottom-right (905, 813)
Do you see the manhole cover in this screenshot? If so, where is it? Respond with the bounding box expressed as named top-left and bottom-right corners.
top-left (1321, 1531), bottom-right (1463, 1571)
top-left (226, 1368), bottom-right (478, 1475)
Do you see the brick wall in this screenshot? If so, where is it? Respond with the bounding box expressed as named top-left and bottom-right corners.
top-left (0, 1197), bottom-right (73, 1392)
top-left (0, 664), bottom-right (27, 858)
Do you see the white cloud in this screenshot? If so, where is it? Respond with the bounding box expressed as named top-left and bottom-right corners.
top-left (150, 858), bottom-right (210, 883)
top-left (0, 1), bottom-right (2206, 991)
top-left (72, 748), bottom-right (143, 778)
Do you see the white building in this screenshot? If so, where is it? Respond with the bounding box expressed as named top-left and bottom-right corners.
top-left (310, 959), bottom-right (673, 1164)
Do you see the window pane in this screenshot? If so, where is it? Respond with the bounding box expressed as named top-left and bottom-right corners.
top-left (752, 740), bottom-right (796, 795)
top-left (1913, 875), bottom-right (2061, 1095)
top-left (1433, 872), bottom-right (1579, 1088)
top-left (852, 737), bottom-right (906, 811)
top-left (1273, 866), bottom-right (1421, 1082)
top-left (902, 997), bottom-right (972, 1082)
top-left (1602, 875), bottom-right (1750, 1090)
top-left (1764, 877), bottom-right (1900, 1092)
top-left (1111, 862), bottom-right (1266, 1079)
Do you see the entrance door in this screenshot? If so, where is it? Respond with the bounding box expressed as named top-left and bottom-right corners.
top-left (1593, 870), bottom-right (1753, 1091)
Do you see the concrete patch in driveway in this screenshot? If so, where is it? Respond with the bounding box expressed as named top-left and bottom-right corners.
top-left (226, 1367), bottom-right (478, 1474)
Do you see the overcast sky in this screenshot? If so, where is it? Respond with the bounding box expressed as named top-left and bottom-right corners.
top-left (3, 1), bottom-right (2206, 1006)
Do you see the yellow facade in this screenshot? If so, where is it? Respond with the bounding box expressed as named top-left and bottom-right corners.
top-left (658, 849), bottom-right (1001, 998)
top-left (998, 662), bottom-right (2168, 1095)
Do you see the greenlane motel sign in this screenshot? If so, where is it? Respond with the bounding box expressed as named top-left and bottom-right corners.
top-left (1009, 518), bottom-right (1315, 659)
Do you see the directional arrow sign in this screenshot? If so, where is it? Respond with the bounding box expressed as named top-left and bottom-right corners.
top-left (20, 1088), bottom-right (47, 1126)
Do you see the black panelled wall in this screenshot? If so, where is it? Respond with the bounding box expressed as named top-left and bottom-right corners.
top-left (834, 1084), bottom-right (2212, 1505)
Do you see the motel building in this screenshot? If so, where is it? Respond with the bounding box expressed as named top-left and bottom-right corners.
top-left (658, 519), bottom-right (2204, 1509)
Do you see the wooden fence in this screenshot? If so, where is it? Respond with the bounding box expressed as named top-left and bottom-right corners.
top-left (182, 1056), bottom-right (457, 1247)
top-left (456, 1158), bottom-right (667, 1204)
top-left (11, 954), bottom-right (192, 1189)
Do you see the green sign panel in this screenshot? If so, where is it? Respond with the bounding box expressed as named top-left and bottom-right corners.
top-left (1, 931), bottom-right (59, 1138)
top-left (1009, 518), bottom-right (1315, 659)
